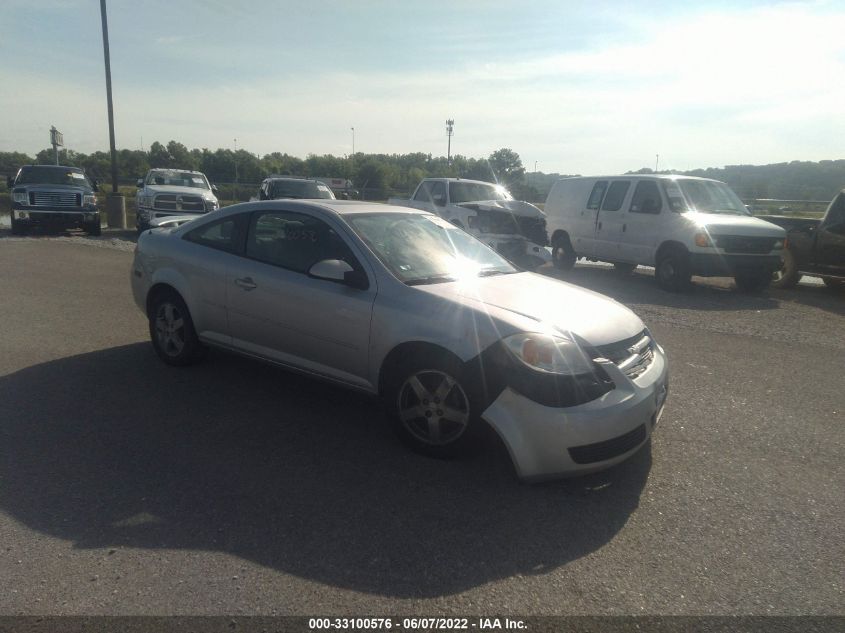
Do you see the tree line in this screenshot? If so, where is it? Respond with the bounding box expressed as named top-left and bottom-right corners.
top-left (2, 143), bottom-right (844, 202)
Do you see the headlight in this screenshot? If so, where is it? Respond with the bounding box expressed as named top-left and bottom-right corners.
top-left (83, 194), bottom-right (97, 206)
top-left (205, 199), bottom-right (219, 211)
top-left (694, 232), bottom-right (715, 247)
top-left (772, 239), bottom-right (784, 250)
top-left (503, 333), bottom-right (596, 376)
top-left (138, 195), bottom-right (153, 208)
top-left (12, 190), bottom-right (28, 204)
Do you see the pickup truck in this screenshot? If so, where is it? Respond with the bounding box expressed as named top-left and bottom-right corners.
top-left (135, 168), bottom-right (219, 233)
top-left (388, 178), bottom-right (550, 269)
top-left (760, 189), bottom-right (845, 288)
top-left (7, 165), bottom-right (101, 236)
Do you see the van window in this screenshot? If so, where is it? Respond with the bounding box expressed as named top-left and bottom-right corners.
top-left (587, 181), bottom-right (608, 210)
top-left (601, 181), bottom-right (630, 212)
top-left (630, 181), bottom-right (662, 214)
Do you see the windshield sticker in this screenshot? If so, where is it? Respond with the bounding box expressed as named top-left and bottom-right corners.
top-left (192, 177), bottom-right (204, 184)
top-left (70, 172), bottom-right (85, 179)
top-left (423, 215), bottom-right (454, 229)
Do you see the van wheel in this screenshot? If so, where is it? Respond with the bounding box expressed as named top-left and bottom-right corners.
top-left (771, 248), bottom-right (800, 288)
top-left (551, 237), bottom-right (576, 271)
top-left (384, 351), bottom-right (482, 459)
top-left (655, 248), bottom-right (691, 291)
top-left (613, 262), bottom-right (636, 274)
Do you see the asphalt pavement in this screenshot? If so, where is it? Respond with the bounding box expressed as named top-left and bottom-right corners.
top-left (0, 233), bottom-right (842, 616)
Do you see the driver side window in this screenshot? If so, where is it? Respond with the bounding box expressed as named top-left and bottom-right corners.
top-left (245, 211), bottom-right (357, 274)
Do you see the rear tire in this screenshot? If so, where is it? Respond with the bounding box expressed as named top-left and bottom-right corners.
top-left (148, 290), bottom-right (206, 366)
top-left (655, 248), bottom-right (691, 292)
top-left (771, 248), bottom-right (800, 288)
top-left (384, 351), bottom-right (482, 459)
top-left (551, 235), bottom-right (577, 271)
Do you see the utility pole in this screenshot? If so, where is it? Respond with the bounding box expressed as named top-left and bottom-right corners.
top-left (446, 119), bottom-right (454, 166)
top-left (655, 154), bottom-right (659, 173)
top-left (350, 127), bottom-right (355, 178)
top-left (99, 0), bottom-right (125, 227)
top-left (233, 138), bottom-right (238, 203)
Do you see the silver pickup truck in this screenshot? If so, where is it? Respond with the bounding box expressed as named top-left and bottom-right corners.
top-left (389, 178), bottom-right (550, 269)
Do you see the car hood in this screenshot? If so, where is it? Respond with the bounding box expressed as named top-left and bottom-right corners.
top-left (457, 199), bottom-right (545, 219)
top-left (690, 213), bottom-right (786, 237)
top-left (143, 185), bottom-right (216, 199)
top-left (415, 272), bottom-right (644, 347)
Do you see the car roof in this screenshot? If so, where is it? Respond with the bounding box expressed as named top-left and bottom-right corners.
top-left (215, 199), bottom-right (430, 219)
top-left (148, 168), bottom-right (205, 175)
top-left (562, 174), bottom-right (721, 183)
top-left (22, 164), bottom-right (84, 171)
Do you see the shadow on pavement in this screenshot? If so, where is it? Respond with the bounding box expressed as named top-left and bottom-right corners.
top-left (540, 264), bottom-right (791, 312)
top-left (0, 343), bottom-right (651, 598)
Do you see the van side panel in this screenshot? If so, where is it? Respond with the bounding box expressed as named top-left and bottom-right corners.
top-left (545, 178), bottom-right (600, 258)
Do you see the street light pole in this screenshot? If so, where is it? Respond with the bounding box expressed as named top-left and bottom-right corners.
top-left (233, 138), bottom-right (238, 203)
top-left (446, 119), bottom-right (454, 166)
top-left (350, 127), bottom-right (355, 176)
top-left (99, 0), bottom-right (125, 228)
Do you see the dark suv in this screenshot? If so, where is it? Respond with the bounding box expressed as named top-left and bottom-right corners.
top-left (7, 165), bottom-right (101, 236)
top-left (258, 177), bottom-right (336, 201)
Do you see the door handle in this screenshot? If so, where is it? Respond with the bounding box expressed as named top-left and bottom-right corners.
top-left (235, 276), bottom-right (257, 290)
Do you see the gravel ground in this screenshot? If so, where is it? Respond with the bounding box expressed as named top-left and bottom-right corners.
top-left (0, 236), bottom-right (842, 618)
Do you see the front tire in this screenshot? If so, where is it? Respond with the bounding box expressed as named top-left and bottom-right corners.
top-left (771, 248), bottom-right (800, 288)
top-left (86, 221), bottom-right (102, 236)
top-left (10, 218), bottom-right (26, 236)
top-left (148, 290), bottom-right (205, 366)
top-left (385, 352), bottom-right (481, 459)
top-left (655, 248), bottom-right (691, 291)
top-left (551, 236), bottom-right (577, 271)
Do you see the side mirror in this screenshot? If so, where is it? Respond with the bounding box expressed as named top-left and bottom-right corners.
top-left (7, 176), bottom-right (14, 189)
top-left (92, 179), bottom-right (100, 192)
top-left (136, 179), bottom-right (144, 188)
top-left (211, 184), bottom-right (219, 193)
top-left (309, 259), bottom-right (368, 290)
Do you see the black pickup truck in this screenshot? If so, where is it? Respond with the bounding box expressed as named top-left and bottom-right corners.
top-left (759, 189), bottom-right (845, 289)
top-left (7, 165), bottom-right (101, 236)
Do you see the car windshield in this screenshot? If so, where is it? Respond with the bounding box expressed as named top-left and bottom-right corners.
top-left (347, 212), bottom-right (518, 285)
top-left (269, 180), bottom-right (336, 199)
top-left (147, 171), bottom-right (209, 189)
top-left (449, 182), bottom-right (513, 204)
top-left (665, 179), bottom-right (750, 215)
top-left (15, 166), bottom-right (92, 187)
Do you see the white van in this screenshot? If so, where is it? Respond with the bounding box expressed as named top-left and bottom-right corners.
top-left (544, 175), bottom-right (787, 292)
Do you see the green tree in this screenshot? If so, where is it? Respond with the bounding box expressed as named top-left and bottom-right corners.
top-left (488, 148), bottom-right (525, 190)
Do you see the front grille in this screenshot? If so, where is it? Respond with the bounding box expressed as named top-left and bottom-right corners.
top-left (568, 424), bottom-right (647, 464)
top-left (516, 216), bottom-right (549, 246)
top-left (714, 235), bottom-right (776, 254)
top-left (29, 192), bottom-right (81, 207)
top-left (153, 194), bottom-right (205, 211)
top-left (593, 330), bottom-right (655, 379)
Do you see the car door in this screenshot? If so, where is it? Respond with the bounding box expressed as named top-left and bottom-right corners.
top-left (622, 179), bottom-right (664, 263)
top-left (813, 192), bottom-right (845, 275)
top-left (180, 215), bottom-right (248, 346)
top-left (593, 180), bottom-right (632, 262)
top-left (226, 208), bottom-right (377, 389)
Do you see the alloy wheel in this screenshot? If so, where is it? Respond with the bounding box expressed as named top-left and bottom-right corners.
top-left (397, 370), bottom-right (470, 446)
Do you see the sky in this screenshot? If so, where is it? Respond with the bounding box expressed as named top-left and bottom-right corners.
top-left (2, 0), bottom-right (844, 175)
